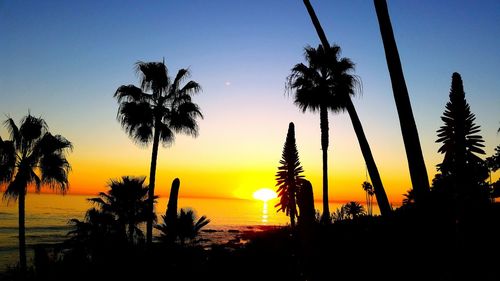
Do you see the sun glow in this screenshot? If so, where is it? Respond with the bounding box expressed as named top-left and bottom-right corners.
top-left (252, 188), bottom-right (277, 202)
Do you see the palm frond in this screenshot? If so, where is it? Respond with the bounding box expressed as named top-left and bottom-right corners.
top-left (114, 85), bottom-right (149, 102)
top-left (135, 61), bottom-right (169, 95)
top-left (0, 140), bottom-right (16, 184)
top-left (117, 101), bottom-right (154, 145)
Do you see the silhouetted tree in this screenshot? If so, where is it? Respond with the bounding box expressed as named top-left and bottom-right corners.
top-left (374, 0), bottom-right (430, 204)
top-left (68, 207), bottom-right (121, 254)
top-left (0, 114), bottom-right (72, 274)
top-left (88, 176), bottom-right (151, 243)
top-left (331, 205), bottom-right (348, 223)
top-left (486, 145), bottom-right (500, 198)
top-left (361, 181), bottom-right (374, 216)
top-left (275, 122), bottom-right (304, 228)
top-left (156, 208), bottom-right (210, 246)
top-left (434, 72), bottom-right (489, 213)
top-left (344, 201), bottom-right (366, 220)
top-left (114, 61), bottom-right (203, 244)
top-left (300, 0), bottom-right (392, 217)
top-left (402, 189), bottom-right (415, 206)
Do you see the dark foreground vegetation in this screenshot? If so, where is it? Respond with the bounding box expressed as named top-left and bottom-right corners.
top-left (2, 204), bottom-right (500, 281)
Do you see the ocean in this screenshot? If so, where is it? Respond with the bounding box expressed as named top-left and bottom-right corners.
top-left (0, 193), bottom-right (352, 270)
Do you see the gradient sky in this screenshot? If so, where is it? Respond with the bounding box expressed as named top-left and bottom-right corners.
top-left (1, 0), bottom-right (499, 205)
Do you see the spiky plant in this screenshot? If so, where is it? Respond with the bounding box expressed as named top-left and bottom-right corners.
top-left (275, 122), bottom-right (304, 228)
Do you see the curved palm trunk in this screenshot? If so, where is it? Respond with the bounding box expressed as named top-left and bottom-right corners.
top-left (146, 126), bottom-right (161, 245)
top-left (320, 105), bottom-right (330, 223)
top-left (345, 99), bottom-right (392, 216)
top-left (18, 191), bottom-right (27, 274)
top-left (303, 0), bottom-right (391, 216)
top-left (374, 0), bottom-right (430, 203)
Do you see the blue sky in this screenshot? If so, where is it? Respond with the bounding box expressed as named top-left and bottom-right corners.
top-left (1, 0), bottom-right (499, 202)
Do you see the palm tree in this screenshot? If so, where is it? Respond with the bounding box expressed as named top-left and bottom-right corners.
top-left (275, 122), bottom-right (305, 228)
top-left (344, 201), bottom-right (366, 220)
top-left (88, 176), bottom-right (151, 243)
top-left (402, 189), bottom-right (415, 206)
top-left (361, 181), bottom-right (374, 216)
top-left (0, 114), bottom-right (72, 274)
top-left (299, 0), bottom-right (392, 217)
top-left (373, 0), bottom-right (430, 204)
top-left (156, 208), bottom-right (210, 246)
top-left (114, 61), bottom-right (203, 244)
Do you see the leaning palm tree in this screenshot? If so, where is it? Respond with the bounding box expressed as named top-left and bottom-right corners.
top-left (0, 114), bottom-right (72, 274)
top-left (373, 0), bottom-right (430, 203)
top-left (114, 61), bottom-right (203, 244)
top-left (88, 176), bottom-right (151, 243)
top-left (301, 0), bottom-right (391, 217)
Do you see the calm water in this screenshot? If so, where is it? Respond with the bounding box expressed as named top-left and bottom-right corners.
top-left (0, 193), bottom-right (352, 270)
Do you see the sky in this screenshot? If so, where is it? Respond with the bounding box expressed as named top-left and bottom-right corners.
top-left (1, 0), bottom-right (499, 206)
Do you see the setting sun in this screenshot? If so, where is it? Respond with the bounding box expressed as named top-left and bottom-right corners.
top-left (253, 188), bottom-right (277, 202)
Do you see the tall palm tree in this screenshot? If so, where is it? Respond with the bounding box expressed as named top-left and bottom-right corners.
top-left (275, 122), bottom-right (305, 228)
top-left (114, 61), bottom-right (203, 244)
top-left (287, 45), bottom-right (335, 223)
top-left (300, 0), bottom-right (392, 216)
top-left (0, 114), bottom-right (72, 274)
top-left (373, 0), bottom-right (430, 203)
top-left (88, 176), bottom-right (151, 243)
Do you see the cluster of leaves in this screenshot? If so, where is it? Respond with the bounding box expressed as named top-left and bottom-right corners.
top-left (156, 208), bottom-right (210, 246)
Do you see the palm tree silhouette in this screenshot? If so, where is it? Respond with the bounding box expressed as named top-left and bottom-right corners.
top-left (361, 181), bottom-right (374, 216)
top-left (114, 61), bottom-right (203, 244)
top-left (275, 122), bottom-right (305, 228)
top-left (0, 114), bottom-right (72, 274)
top-left (300, 0), bottom-right (392, 217)
top-left (373, 0), bottom-right (430, 204)
top-left (156, 208), bottom-right (210, 246)
top-left (344, 201), bottom-right (366, 220)
top-left (88, 176), bottom-right (151, 243)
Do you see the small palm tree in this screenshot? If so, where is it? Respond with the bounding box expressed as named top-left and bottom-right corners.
top-left (156, 208), bottom-right (210, 246)
top-left (0, 114), bottom-right (72, 273)
top-left (361, 181), bottom-right (374, 216)
top-left (331, 205), bottom-right (348, 223)
top-left (88, 176), bottom-right (152, 244)
top-left (344, 201), bottom-right (366, 220)
top-left (114, 60), bottom-right (203, 244)
top-left (275, 122), bottom-right (305, 228)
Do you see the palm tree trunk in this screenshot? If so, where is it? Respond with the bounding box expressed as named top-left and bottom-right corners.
top-left (345, 99), bottom-right (392, 216)
top-left (146, 125), bottom-right (161, 245)
top-left (18, 191), bottom-right (27, 275)
top-left (374, 0), bottom-right (430, 203)
top-left (320, 105), bottom-right (330, 223)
